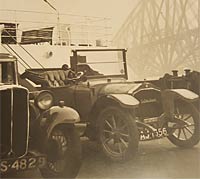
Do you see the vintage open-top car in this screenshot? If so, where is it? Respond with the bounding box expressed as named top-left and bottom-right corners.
top-left (21, 48), bottom-right (200, 161)
top-left (0, 53), bottom-right (82, 178)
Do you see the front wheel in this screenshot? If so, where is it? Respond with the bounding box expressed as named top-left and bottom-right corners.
top-left (167, 100), bottom-right (200, 148)
top-left (40, 124), bottom-right (82, 178)
top-left (97, 106), bottom-right (139, 161)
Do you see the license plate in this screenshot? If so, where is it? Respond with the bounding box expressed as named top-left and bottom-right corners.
top-left (140, 127), bottom-right (169, 141)
top-left (1, 155), bottom-right (46, 173)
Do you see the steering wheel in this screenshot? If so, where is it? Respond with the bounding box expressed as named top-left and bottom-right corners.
top-left (65, 71), bottom-right (86, 84)
top-left (76, 71), bottom-right (84, 79)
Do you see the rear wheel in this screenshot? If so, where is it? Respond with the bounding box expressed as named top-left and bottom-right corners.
top-left (167, 100), bottom-right (200, 148)
top-left (40, 124), bottom-right (81, 178)
top-left (97, 106), bottom-right (139, 161)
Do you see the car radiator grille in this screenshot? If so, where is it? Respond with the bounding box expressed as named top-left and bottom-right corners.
top-left (134, 89), bottom-right (163, 118)
top-left (0, 87), bottom-right (29, 158)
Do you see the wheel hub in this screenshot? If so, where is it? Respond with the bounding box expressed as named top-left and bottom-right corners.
top-left (113, 134), bottom-right (120, 143)
top-left (111, 129), bottom-right (122, 143)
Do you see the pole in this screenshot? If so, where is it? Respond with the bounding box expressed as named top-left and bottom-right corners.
top-left (43, 0), bottom-right (61, 44)
top-left (0, 24), bottom-right (5, 53)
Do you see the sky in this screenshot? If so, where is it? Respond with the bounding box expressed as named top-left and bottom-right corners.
top-left (0, 0), bottom-right (138, 34)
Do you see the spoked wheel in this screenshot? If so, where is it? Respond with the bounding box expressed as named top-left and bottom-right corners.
top-left (167, 100), bottom-right (200, 148)
top-left (40, 125), bottom-right (81, 178)
top-left (98, 106), bottom-right (139, 161)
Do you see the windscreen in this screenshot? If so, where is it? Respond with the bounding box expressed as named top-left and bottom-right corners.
top-left (0, 62), bottom-right (16, 84)
top-left (75, 50), bottom-right (126, 78)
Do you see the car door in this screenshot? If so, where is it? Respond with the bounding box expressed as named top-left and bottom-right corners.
top-left (74, 84), bottom-right (94, 121)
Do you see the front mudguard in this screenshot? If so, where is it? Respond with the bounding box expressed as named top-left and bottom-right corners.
top-left (31, 106), bottom-right (80, 152)
top-left (85, 94), bottom-right (139, 139)
top-left (161, 89), bottom-right (199, 119)
top-left (106, 94), bottom-right (139, 108)
top-left (43, 106), bottom-right (80, 138)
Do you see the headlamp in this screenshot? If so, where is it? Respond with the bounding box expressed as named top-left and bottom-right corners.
top-left (35, 91), bottom-right (54, 110)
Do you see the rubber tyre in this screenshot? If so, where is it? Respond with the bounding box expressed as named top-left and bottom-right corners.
top-left (40, 124), bottom-right (82, 178)
top-left (167, 101), bottom-right (200, 148)
top-left (97, 106), bottom-right (139, 161)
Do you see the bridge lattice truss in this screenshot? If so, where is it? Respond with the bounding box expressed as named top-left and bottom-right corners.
top-left (113, 0), bottom-right (200, 79)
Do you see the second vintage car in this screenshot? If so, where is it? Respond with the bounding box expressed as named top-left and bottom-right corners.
top-left (21, 48), bottom-right (200, 161)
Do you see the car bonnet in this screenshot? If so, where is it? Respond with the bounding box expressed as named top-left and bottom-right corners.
top-left (98, 82), bottom-right (142, 95)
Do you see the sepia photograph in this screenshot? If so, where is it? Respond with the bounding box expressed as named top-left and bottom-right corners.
top-left (0, 0), bottom-right (200, 178)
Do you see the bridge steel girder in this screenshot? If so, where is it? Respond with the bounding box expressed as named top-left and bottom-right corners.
top-left (113, 0), bottom-right (200, 80)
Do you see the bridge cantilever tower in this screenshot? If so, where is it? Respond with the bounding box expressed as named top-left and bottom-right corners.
top-left (113, 0), bottom-right (200, 80)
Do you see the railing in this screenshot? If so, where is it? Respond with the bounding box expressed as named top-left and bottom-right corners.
top-left (0, 9), bottom-right (112, 47)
